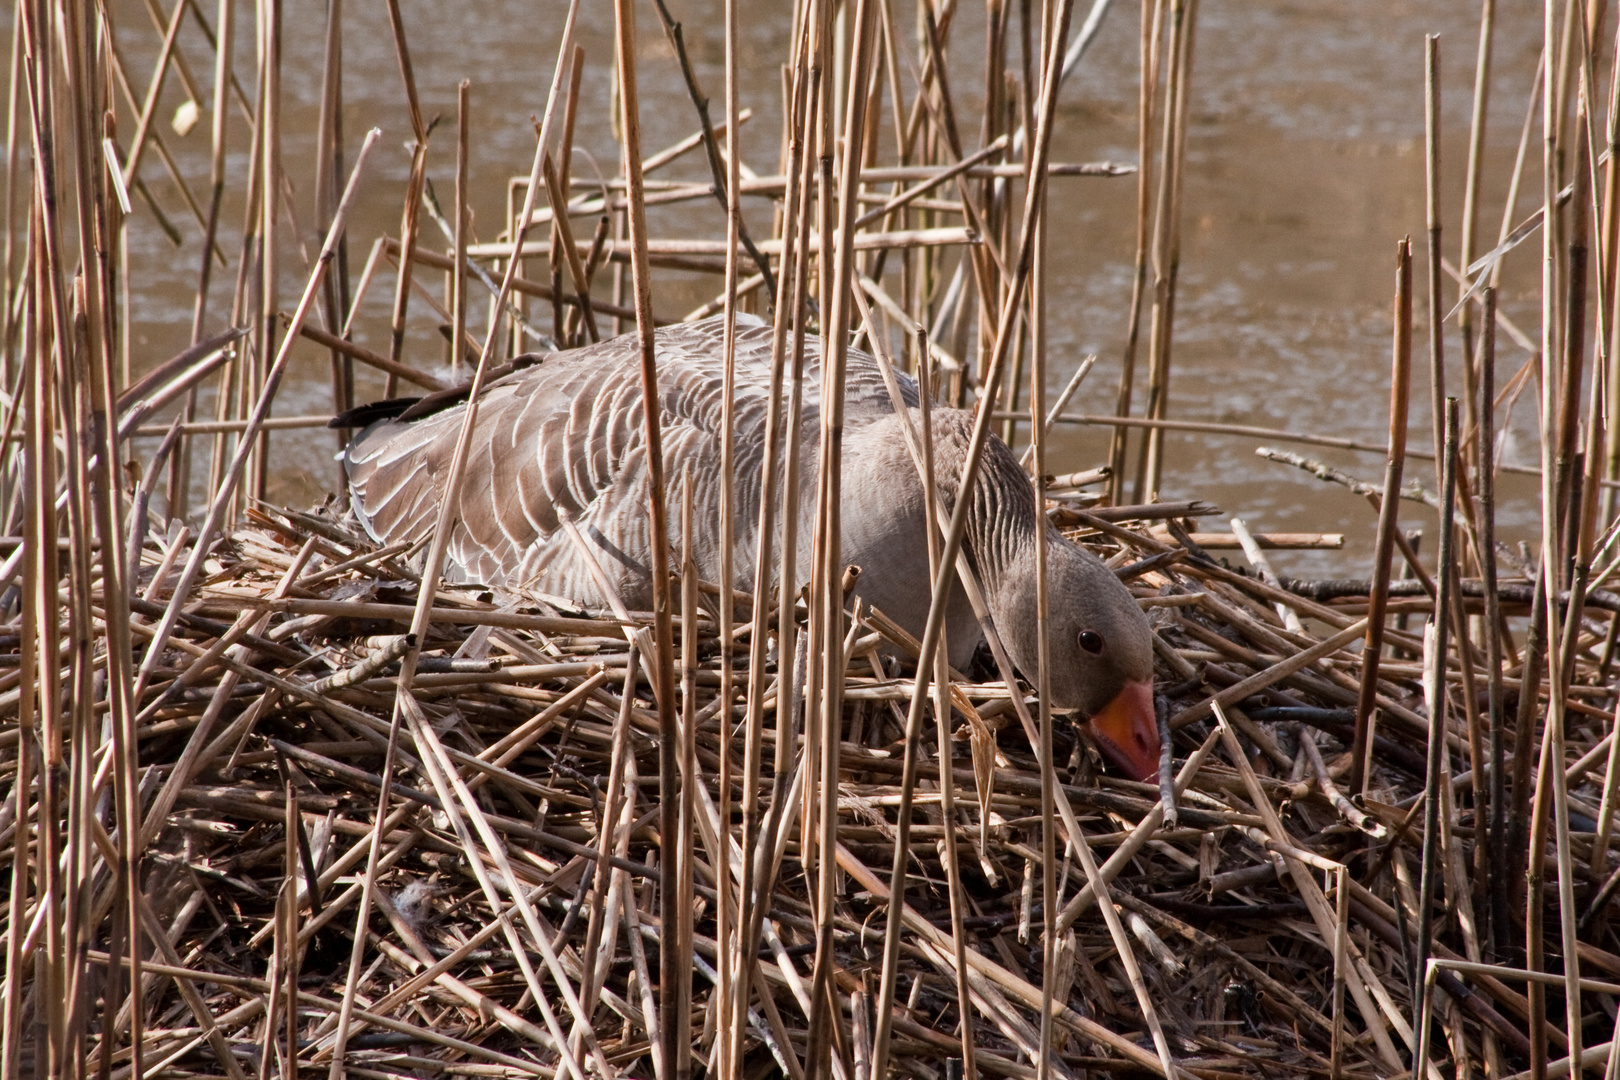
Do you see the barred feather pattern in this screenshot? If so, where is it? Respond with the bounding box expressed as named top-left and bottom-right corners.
top-left (343, 316), bottom-right (1047, 666)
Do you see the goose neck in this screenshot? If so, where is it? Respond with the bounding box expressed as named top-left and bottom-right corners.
top-left (959, 457), bottom-right (1038, 600)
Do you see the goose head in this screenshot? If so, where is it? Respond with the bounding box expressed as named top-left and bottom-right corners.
top-left (994, 534), bottom-right (1161, 782)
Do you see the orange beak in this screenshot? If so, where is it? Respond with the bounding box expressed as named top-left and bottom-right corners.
top-left (1087, 678), bottom-right (1160, 782)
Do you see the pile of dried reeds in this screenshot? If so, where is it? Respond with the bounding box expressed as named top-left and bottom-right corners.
top-left (44, 486), bottom-right (1620, 1080)
top-left (38, 500), bottom-right (1528, 1080)
top-left (7, 0), bottom-right (1620, 1077)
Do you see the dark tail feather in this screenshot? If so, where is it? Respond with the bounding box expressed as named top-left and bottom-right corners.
top-left (329, 398), bottom-right (423, 429)
top-left (328, 352), bottom-right (547, 430)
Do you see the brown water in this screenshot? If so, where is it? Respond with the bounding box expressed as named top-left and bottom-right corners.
top-left (112, 0), bottom-right (1548, 578)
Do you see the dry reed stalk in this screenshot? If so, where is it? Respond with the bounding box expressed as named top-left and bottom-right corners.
top-left (1, 4), bottom-right (20, 404)
top-left (676, 469), bottom-right (697, 1079)
top-left (453, 81), bottom-right (469, 377)
top-left (1016, 355), bottom-right (1094, 470)
top-left (1480, 285), bottom-right (1512, 961)
top-left (852, 135), bottom-right (1007, 231)
top-left (576, 647), bottom-right (637, 1017)
top-left (546, 61), bottom-right (575, 348)
top-left (1026, 22), bottom-right (1056, 1073)
top-left (541, 153), bottom-right (600, 344)
top-left (1526, 6), bottom-right (1583, 1072)
top-left (17, 58), bottom-right (53, 1080)
top-left (734, 30), bottom-right (815, 1071)
top-left (204, 1), bottom-right (259, 517)
top-left (386, 145), bottom-right (429, 399)
top-left (248, 0), bottom-right (280, 507)
top-left (118, 0), bottom-right (186, 219)
top-left (1426, 37), bottom-right (1448, 494)
top-left (185, 0), bottom-right (234, 390)
top-left (1134, 0), bottom-right (1195, 502)
top-left (315, 0), bottom-right (349, 427)
top-left (804, 3), bottom-right (878, 1074)
top-left (1021, 408), bottom-right (1590, 481)
top-left (609, 1), bottom-right (682, 1074)
top-left (1414, 398), bottom-right (1460, 1063)
top-left (1562, 17), bottom-right (1618, 1056)
top-left (913, 322), bottom-right (978, 1080)
top-left (468, 226), bottom-right (978, 266)
top-left (65, 26), bottom-right (143, 1057)
top-left (1107, 0), bottom-right (1164, 505)
top-left (57, 0), bottom-right (136, 1064)
top-left (798, 0), bottom-right (834, 1064)
top-left (1458, 2), bottom-right (1495, 473)
top-left (711, 0), bottom-right (743, 1071)
top-left (1354, 240), bottom-right (1414, 796)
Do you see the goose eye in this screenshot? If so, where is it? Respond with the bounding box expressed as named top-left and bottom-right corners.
top-left (1079, 630), bottom-right (1104, 655)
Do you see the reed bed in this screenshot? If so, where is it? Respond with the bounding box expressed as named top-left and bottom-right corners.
top-left (52, 502), bottom-right (1579, 1080)
top-left (6, 0), bottom-right (1620, 1078)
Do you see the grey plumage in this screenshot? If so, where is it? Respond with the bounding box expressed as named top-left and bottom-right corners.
top-left (342, 316), bottom-right (1153, 727)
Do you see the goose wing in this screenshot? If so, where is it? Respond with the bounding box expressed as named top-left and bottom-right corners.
top-left (344, 333), bottom-right (652, 585)
top-left (343, 319), bottom-right (763, 592)
top-left (342, 316), bottom-right (918, 596)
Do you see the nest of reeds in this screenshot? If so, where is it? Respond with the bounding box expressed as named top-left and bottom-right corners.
top-left (68, 491), bottom-right (1576, 1080)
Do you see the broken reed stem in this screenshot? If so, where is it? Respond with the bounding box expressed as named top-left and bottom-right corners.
top-left (1135, 0), bottom-right (1196, 503)
top-left (1108, 0), bottom-right (1163, 505)
top-left (452, 79), bottom-right (468, 379)
top-left (1354, 238), bottom-right (1413, 797)
top-left (1426, 36), bottom-right (1447, 494)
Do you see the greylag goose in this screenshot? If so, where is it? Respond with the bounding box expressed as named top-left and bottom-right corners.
top-left (336, 317), bottom-right (1160, 780)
